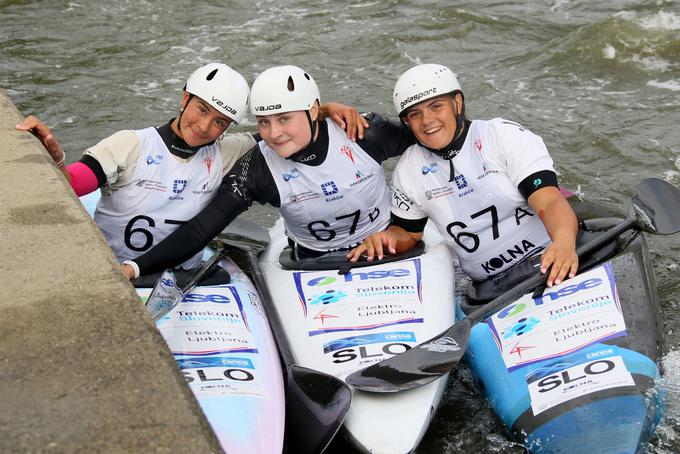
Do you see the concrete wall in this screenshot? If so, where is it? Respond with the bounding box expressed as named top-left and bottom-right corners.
top-left (0, 88), bottom-right (221, 452)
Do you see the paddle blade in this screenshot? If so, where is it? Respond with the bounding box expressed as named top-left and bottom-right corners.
top-left (630, 177), bottom-right (680, 235)
top-left (346, 319), bottom-right (471, 393)
top-left (145, 270), bottom-right (183, 321)
top-left (284, 365), bottom-right (352, 453)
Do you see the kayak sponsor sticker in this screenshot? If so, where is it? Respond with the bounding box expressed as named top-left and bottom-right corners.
top-left (526, 350), bottom-right (634, 415)
top-left (158, 286), bottom-right (258, 356)
top-left (321, 331), bottom-right (415, 378)
top-left (487, 263), bottom-right (626, 371)
top-left (176, 356), bottom-right (267, 398)
top-left (293, 259), bottom-right (424, 336)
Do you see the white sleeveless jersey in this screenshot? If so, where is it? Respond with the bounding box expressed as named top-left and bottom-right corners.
top-left (94, 127), bottom-right (223, 267)
top-left (391, 118), bottom-right (552, 281)
top-left (262, 119), bottom-right (391, 251)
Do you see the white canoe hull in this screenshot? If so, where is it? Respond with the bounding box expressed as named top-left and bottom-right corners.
top-left (259, 219), bottom-right (456, 453)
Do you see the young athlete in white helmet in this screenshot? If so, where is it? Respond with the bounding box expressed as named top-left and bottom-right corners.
top-left (17, 63), bottom-right (366, 274)
top-left (348, 63), bottom-right (579, 288)
top-left (123, 65), bottom-right (417, 278)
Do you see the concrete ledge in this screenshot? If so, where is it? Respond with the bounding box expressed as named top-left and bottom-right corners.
top-left (0, 88), bottom-right (221, 452)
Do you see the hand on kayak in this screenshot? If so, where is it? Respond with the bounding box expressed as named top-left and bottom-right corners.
top-left (15, 115), bottom-right (66, 165)
top-left (321, 102), bottom-right (369, 141)
top-left (347, 231), bottom-right (396, 262)
top-left (540, 240), bottom-right (578, 287)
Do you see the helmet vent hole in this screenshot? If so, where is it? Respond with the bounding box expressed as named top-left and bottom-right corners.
top-left (206, 68), bottom-right (218, 81)
top-left (287, 76), bottom-right (295, 92)
top-left (304, 73), bottom-right (311, 81)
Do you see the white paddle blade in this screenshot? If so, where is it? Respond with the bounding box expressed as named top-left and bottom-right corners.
top-left (145, 270), bottom-right (183, 321)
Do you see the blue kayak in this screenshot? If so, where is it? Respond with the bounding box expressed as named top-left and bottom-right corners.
top-left (457, 216), bottom-right (664, 453)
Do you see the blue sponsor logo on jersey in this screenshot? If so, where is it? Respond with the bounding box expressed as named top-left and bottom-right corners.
top-left (173, 179), bottom-right (188, 194)
top-left (146, 154), bottom-right (163, 165)
top-left (454, 174), bottom-right (468, 190)
top-left (421, 163), bottom-right (438, 175)
top-left (321, 181), bottom-right (339, 196)
top-left (283, 168), bottom-right (300, 181)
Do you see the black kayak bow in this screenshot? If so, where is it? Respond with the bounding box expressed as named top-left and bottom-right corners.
top-left (345, 177), bottom-right (680, 393)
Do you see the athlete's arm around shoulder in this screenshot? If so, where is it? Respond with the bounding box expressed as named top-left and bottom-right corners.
top-left (217, 132), bottom-right (258, 176)
top-left (356, 113), bottom-right (416, 163)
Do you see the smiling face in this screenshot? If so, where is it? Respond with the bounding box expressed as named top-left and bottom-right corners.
top-left (256, 104), bottom-right (318, 158)
top-left (403, 94), bottom-right (462, 150)
top-left (173, 92), bottom-right (232, 146)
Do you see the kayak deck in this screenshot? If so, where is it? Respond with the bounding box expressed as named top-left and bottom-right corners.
top-left (259, 219), bottom-right (456, 453)
top-left (458, 219), bottom-right (664, 453)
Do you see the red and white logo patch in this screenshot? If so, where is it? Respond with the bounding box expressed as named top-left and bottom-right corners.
top-left (340, 145), bottom-right (355, 164)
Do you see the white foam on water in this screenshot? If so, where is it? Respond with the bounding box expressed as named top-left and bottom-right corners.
top-left (603, 44), bottom-right (617, 59)
top-left (648, 79), bottom-right (680, 91)
top-left (639, 11), bottom-right (680, 31)
top-left (630, 55), bottom-right (671, 72)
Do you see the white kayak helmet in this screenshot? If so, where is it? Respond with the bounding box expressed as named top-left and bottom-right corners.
top-left (250, 65), bottom-right (321, 116)
top-left (393, 63), bottom-right (462, 117)
top-left (184, 63), bottom-right (250, 124)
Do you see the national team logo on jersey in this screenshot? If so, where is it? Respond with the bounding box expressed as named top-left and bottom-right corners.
top-left (283, 168), bottom-right (300, 181)
top-left (340, 145), bottom-right (355, 164)
top-left (422, 163), bottom-right (438, 175)
top-left (204, 156), bottom-right (213, 174)
top-left (146, 154), bottom-right (163, 165)
top-left (321, 181), bottom-right (339, 196)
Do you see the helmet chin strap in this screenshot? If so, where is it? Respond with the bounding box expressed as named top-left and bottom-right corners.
top-left (289, 109), bottom-right (319, 162)
top-left (176, 94), bottom-right (194, 132)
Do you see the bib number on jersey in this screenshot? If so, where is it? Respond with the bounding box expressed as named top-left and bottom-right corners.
top-left (307, 207), bottom-right (380, 242)
top-left (124, 215), bottom-right (185, 252)
top-left (445, 205), bottom-right (534, 254)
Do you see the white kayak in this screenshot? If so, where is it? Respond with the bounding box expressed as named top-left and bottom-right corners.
top-left (258, 218), bottom-right (456, 453)
top-left (79, 190), bottom-right (285, 454)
